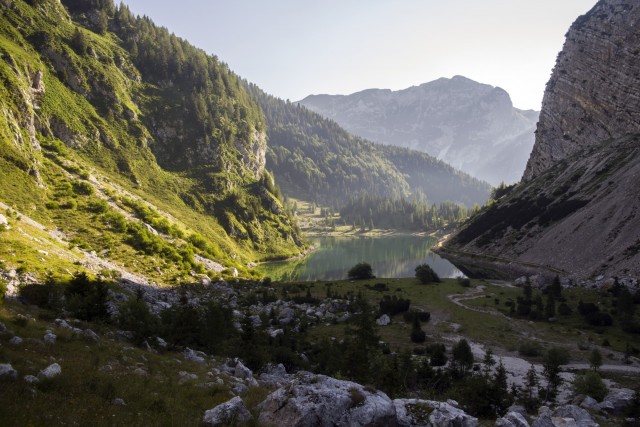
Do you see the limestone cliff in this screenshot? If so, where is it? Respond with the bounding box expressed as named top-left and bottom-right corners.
top-left (440, 0), bottom-right (640, 281)
top-left (523, 0), bottom-right (640, 180)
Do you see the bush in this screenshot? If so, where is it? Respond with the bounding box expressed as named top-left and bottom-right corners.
top-left (428, 343), bottom-right (447, 367)
top-left (348, 262), bottom-right (374, 280)
top-left (573, 371), bottom-right (608, 401)
top-left (557, 303), bottom-right (572, 316)
top-left (457, 277), bottom-right (471, 287)
top-left (411, 329), bottom-right (426, 343)
top-left (415, 264), bottom-right (440, 284)
top-left (64, 272), bottom-right (110, 321)
top-left (403, 310), bottom-right (431, 323)
top-left (72, 181), bottom-right (94, 196)
top-left (518, 342), bottom-right (543, 357)
top-left (585, 312), bottom-right (613, 327)
top-left (117, 290), bottom-right (159, 345)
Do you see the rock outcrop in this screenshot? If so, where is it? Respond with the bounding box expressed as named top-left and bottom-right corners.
top-left (394, 398), bottom-right (478, 427)
top-left (202, 396), bottom-right (252, 426)
top-left (258, 372), bottom-right (398, 427)
top-left (300, 76), bottom-right (538, 185)
top-left (524, 0), bottom-right (640, 180)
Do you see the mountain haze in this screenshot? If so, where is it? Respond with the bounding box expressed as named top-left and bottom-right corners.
top-left (440, 0), bottom-right (640, 281)
top-left (299, 76), bottom-right (539, 186)
top-left (247, 84), bottom-right (491, 207)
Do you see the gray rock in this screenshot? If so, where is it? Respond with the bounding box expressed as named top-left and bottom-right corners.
top-left (580, 396), bottom-right (598, 410)
top-left (233, 383), bottom-right (248, 395)
top-left (178, 371), bottom-right (198, 385)
top-left (395, 398), bottom-right (478, 427)
top-left (269, 328), bottom-right (284, 338)
top-left (203, 396), bottom-right (251, 426)
top-left (38, 363), bottom-right (61, 380)
top-left (82, 329), bottom-right (99, 343)
top-left (258, 363), bottom-right (290, 388)
top-left (507, 405), bottom-right (529, 418)
top-left (43, 331), bottom-right (57, 344)
top-left (156, 337), bottom-right (167, 348)
top-left (0, 321), bottom-right (7, 333)
top-left (496, 411), bottom-right (530, 427)
top-left (24, 375), bottom-right (39, 384)
top-left (233, 359), bottom-right (253, 380)
top-left (9, 336), bottom-right (23, 346)
top-left (0, 363), bottom-right (18, 380)
top-left (376, 314), bottom-right (391, 326)
top-left (552, 404), bottom-right (597, 426)
top-left (112, 398), bottom-right (126, 406)
top-left (133, 368), bottom-right (148, 377)
top-left (0, 214), bottom-right (8, 226)
top-left (183, 347), bottom-right (206, 364)
top-left (596, 388), bottom-right (635, 415)
top-left (278, 307), bottom-right (295, 325)
top-left (531, 415), bottom-right (555, 427)
top-left (258, 372), bottom-right (397, 427)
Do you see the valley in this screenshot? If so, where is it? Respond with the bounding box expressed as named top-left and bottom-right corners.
top-left (1, 0), bottom-right (640, 426)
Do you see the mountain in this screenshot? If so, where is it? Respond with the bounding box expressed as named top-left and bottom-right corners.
top-left (0, 0), bottom-right (304, 283)
top-left (246, 84), bottom-right (491, 207)
top-left (299, 76), bottom-right (539, 186)
top-left (439, 0), bottom-right (640, 282)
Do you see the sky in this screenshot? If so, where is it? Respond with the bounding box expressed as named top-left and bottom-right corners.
top-left (121, 0), bottom-right (598, 111)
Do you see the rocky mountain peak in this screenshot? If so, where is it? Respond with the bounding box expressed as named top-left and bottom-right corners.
top-left (299, 76), bottom-right (538, 186)
top-left (523, 0), bottom-right (640, 180)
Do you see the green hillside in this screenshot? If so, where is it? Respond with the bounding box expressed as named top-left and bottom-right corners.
top-left (0, 0), bottom-right (304, 283)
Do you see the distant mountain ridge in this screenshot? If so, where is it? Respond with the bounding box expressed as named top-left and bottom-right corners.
top-left (439, 0), bottom-right (640, 281)
top-left (299, 76), bottom-right (539, 185)
top-left (246, 84), bottom-right (491, 208)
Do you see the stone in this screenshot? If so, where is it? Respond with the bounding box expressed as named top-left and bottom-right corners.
top-left (395, 398), bottom-right (478, 427)
top-left (507, 405), bottom-right (529, 419)
top-left (376, 314), bottom-right (391, 326)
top-left (258, 372), bottom-right (398, 427)
top-left (258, 363), bottom-right (290, 388)
top-left (495, 411), bottom-right (530, 427)
top-left (552, 404), bottom-right (597, 426)
top-left (178, 371), bottom-right (198, 385)
top-left (112, 398), bottom-right (126, 406)
top-left (203, 396), bottom-right (251, 426)
top-left (183, 347), bottom-right (206, 364)
top-left (269, 328), bottom-right (284, 338)
top-left (580, 396), bottom-right (598, 410)
top-left (82, 329), bottom-right (99, 343)
top-left (278, 307), bottom-right (295, 326)
top-left (133, 368), bottom-right (148, 377)
top-left (530, 415), bottom-right (555, 427)
top-left (232, 383), bottom-right (248, 395)
top-left (0, 363), bottom-right (18, 380)
top-left (233, 359), bottom-right (253, 380)
top-left (9, 336), bottom-right (23, 346)
top-left (38, 363), bottom-right (61, 380)
top-left (24, 375), bottom-right (39, 384)
top-left (0, 321), bottom-right (6, 333)
top-left (596, 388), bottom-right (635, 415)
top-left (0, 214), bottom-right (8, 226)
top-left (43, 331), bottom-right (57, 344)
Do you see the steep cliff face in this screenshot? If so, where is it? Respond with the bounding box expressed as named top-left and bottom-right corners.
top-left (300, 76), bottom-right (538, 185)
top-left (441, 0), bottom-right (640, 281)
top-left (523, 0), bottom-right (640, 180)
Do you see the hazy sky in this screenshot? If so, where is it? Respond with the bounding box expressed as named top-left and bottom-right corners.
top-left (121, 0), bottom-right (598, 111)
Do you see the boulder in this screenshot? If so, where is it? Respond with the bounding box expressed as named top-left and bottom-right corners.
top-left (376, 314), bottom-right (391, 326)
top-left (233, 383), bottom-right (249, 395)
top-left (552, 404), bottom-right (598, 426)
top-left (596, 388), bottom-right (635, 415)
top-left (0, 321), bottom-right (6, 333)
top-left (43, 330), bottom-right (57, 344)
top-left (82, 329), bottom-right (100, 343)
top-left (395, 398), bottom-right (478, 427)
top-left (258, 363), bottom-right (291, 388)
top-left (580, 397), bottom-right (598, 410)
top-left (183, 347), bottom-right (206, 364)
top-left (112, 398), bottom-right (127, 406)
top-left (233, 359), bottom-right (253, 380)
top-left (203, 396), bottom-right (251, 426)
top-left (258, 372), bottom-right (397, 427)
top-left (530, 415), bottom-right (555, 427)
top-left (279, 307), bottom-right (295, 326)
top-left (24, 375), bottom-right (39, 384)
top-left (496, 411), bottom-right (530, 427)
top-left (178, 371), bottom-right (198, 385)
top-left (38, 363), bottom-right (61, 380)
top-left (9, 336), bottom-right (23, 346)
top-left (0, 363), bottom-right (18, 380)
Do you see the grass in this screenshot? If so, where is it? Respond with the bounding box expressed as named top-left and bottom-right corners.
top-left (0, 301), bottom-right (261, 426)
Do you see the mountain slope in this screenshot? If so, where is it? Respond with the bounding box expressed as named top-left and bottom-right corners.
top-left (0, 0), bottom-right (304, 282)
top-left (247, 84), bottom-right (491, 207)
top-left (299, 76), bottom-right (538, 185)
top-left (439, 0), bottom-right (640, 281)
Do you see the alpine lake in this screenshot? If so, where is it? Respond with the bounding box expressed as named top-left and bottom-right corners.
top-left (258, 235), bottom-right (463, 281)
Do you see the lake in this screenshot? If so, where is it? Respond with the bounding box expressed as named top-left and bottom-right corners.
top-left (259, 235), bottom-right (464, 281)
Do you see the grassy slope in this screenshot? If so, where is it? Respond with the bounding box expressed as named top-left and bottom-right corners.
top-left (0, 0), bottom-right (304, 283)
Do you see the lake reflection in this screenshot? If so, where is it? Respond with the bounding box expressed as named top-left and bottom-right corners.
top-left (259, 235), bottom-right (463, 281)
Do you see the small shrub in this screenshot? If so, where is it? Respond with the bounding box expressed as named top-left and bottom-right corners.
top-left (72, 181), bottom-right (94, 196)
top-left (573, 371), bottom-right (608, 401)
top-left (348, 262), bottom-right (374, 280)
top-left (415, 264), bottom-right (440, 284)
top-left (457, 277), bottom-right (471, 287)
top-left (348, 387), bottom-right (366, 408)
top-left (518, 342), bottom-right (542, 357)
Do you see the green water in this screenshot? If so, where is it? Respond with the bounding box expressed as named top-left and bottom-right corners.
top-left (259, 235), bottom-right (463, 281)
